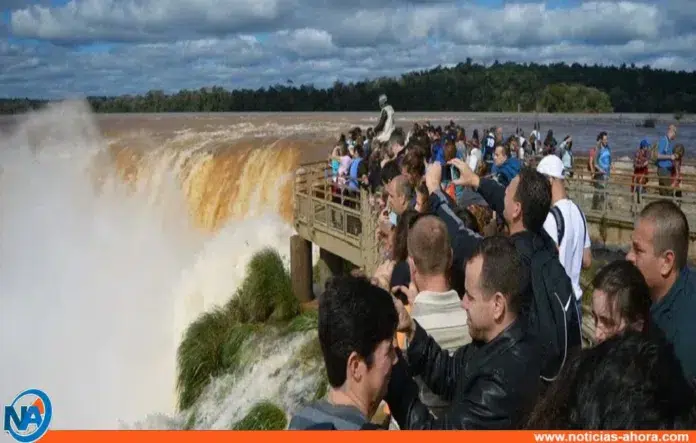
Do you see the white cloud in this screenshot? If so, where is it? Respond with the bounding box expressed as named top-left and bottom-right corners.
top-left (1, 0), bottom-right (695, 98)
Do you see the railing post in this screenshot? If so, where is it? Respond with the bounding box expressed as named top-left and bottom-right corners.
top-left (360, 188), bottom-right (379, 277)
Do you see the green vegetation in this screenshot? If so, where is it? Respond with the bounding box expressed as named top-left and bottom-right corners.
top-left (539, 84), bottom-right (612, 113)
top-left (232, 402), bottom-right (288, 430)
top-left (176, 309), bottom-right (253, 410)
top-left (232, 248), bottom-right (300, 323)
top-left (176, 248), bottom-right (305, 411)
top-left (4, 60), bottom-right (696, 113)
top-left (285, 310), bottom-right (319, 334)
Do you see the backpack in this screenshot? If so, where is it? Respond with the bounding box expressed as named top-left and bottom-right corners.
top-left (549, 203), bottom-right (587, 247)
top-left (528, 239), bottom-right (582, 382)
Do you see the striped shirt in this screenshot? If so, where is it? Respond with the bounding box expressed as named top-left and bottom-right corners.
top-left (408, 289), bottom-right (471, 417)
top-left (288, 401), bottom-right (368, 430)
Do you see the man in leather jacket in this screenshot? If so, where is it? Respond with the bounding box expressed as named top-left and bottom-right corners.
top-left (385, 236), bottom-right (542, 429)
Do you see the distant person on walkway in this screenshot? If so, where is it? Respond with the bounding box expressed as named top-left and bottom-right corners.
top-left (543, 129), bottom-right (557, 155)
top-left (672, 143), bottom-right (684, 202)
top-left (632, 139), bottom-right (651, 202)
top-left (288, 276), bottom-right (398, 430)
top-left (626, 200), bottom-right (696, 380)
top-left (655, 124), bottom-right (678, 196)
top-left (482, 127), bottom-right (496, 166)
top-left (374, 94), bottom-right (395, 144)
top-left (530, 123), bottom-right (542, 154)
top-left (537, 155), bottom-right (592, 322)
top-left (592, 131), bottom-right (611, 210)
top-left (558, 135), bottom-right (573, 176)
top-left (491, 144), bottom-right (521, 188)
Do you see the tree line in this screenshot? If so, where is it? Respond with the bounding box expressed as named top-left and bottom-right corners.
top-left (2, 59), bottom-right (695, 114)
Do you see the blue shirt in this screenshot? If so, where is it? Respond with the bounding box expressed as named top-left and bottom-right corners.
top-left (596, 146), bottom-right (612, 175)
top-left (491, 157), bottom-right (521, 188)
top-left (650, 267), bottom-right (696, 380)
top-left (431, 142), bottom-right (445, 165)
top-left (656, 136), bottom-right (673, 169)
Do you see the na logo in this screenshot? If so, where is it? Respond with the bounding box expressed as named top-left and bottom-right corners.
top-left (3, 389), bottom-right (53, 443)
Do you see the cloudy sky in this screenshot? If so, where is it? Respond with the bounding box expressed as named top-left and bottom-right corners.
top-left (1, 0), bottom-right (695, 99)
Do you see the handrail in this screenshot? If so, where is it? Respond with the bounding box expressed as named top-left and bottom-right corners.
top-left (293, 159), bottom-right (696, 277)
top-left (293, 161), bottom-right (382, 275)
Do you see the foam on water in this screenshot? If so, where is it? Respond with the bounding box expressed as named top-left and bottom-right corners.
top-left (0, 101), bottom-right (319, 429)
top-left (190, 331), bottom-right (321, 430)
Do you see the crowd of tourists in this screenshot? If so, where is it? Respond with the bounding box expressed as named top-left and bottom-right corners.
top-left (289, 111), bottom-right (696, 430)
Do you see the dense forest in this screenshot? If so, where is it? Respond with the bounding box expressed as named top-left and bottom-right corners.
top-left (2, 59), bottom-right (695, 114)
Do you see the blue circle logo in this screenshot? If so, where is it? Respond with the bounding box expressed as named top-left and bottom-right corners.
top-left (3, 389), bottom-right (53, 443)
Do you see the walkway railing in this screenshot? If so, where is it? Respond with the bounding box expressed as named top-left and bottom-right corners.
top-left (293, 161), bottom-right (382, 275)
top-left (293, 159), bottom-right (696, 277)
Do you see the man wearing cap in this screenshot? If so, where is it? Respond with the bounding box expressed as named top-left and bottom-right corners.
top-left (537, 155), bottom-right (592, 323)
top-left (374, 94), bottom-right (395, 143)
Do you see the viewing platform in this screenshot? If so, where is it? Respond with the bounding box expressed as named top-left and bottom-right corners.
top-left (290, 161), bottom-right (381, 302)
top-left (290, 158), bottom-right (696, 346)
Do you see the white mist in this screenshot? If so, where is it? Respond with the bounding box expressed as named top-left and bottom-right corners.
top-left (0, 102), bottom-right (305, 429)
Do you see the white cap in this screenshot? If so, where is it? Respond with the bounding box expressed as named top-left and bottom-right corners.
top-left (378, 94), bottom-right (387, 105)
top-left (537, 155), bottom-right (565, 179)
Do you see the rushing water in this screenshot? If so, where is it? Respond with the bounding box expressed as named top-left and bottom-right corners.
top-left (1, 102), bottom-right (693, 429)
top-left (0, 102), bottom-right (320, 429)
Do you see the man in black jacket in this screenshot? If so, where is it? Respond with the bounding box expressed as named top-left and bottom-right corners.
top-left (423, 160), bottom-right (577, 376)
top-left (385, 236), bottom-right (542, 429)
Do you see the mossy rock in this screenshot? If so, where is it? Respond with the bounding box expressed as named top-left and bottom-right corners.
top-left (233, 402), bottom-right (288, 430)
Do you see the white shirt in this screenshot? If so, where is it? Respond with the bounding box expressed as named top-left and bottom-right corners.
top-left (467, 148), bottom-right (482, 172)
top-left (543, 199), bottom-right (591, 301)
top-left (411, 289), bottom-right (470, 351)
top-left (374, 105), bottom-right (395, 143)
top-left (409, 289), bottom-right (470, 416)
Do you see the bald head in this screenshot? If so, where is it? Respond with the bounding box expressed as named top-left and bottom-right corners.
top-left (639, 200), bottom-right (689, 269)
top-left (407, 215), bottom-right (451, 276)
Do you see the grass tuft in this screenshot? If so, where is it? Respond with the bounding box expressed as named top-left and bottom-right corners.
top-left (176, 307), bottom-right (238, 410)
top-left (285, 310), bottom-right (318, 334)
top-left (231, 248), bottom-right (300, 323)
top-left (176, 248), bottom-right (305, 412)
top-left (232, 402), bottom-right (288, 430)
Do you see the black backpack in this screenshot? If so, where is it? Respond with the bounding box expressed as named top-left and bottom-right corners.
top-left (528, 238), bottom-right (582, 382)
